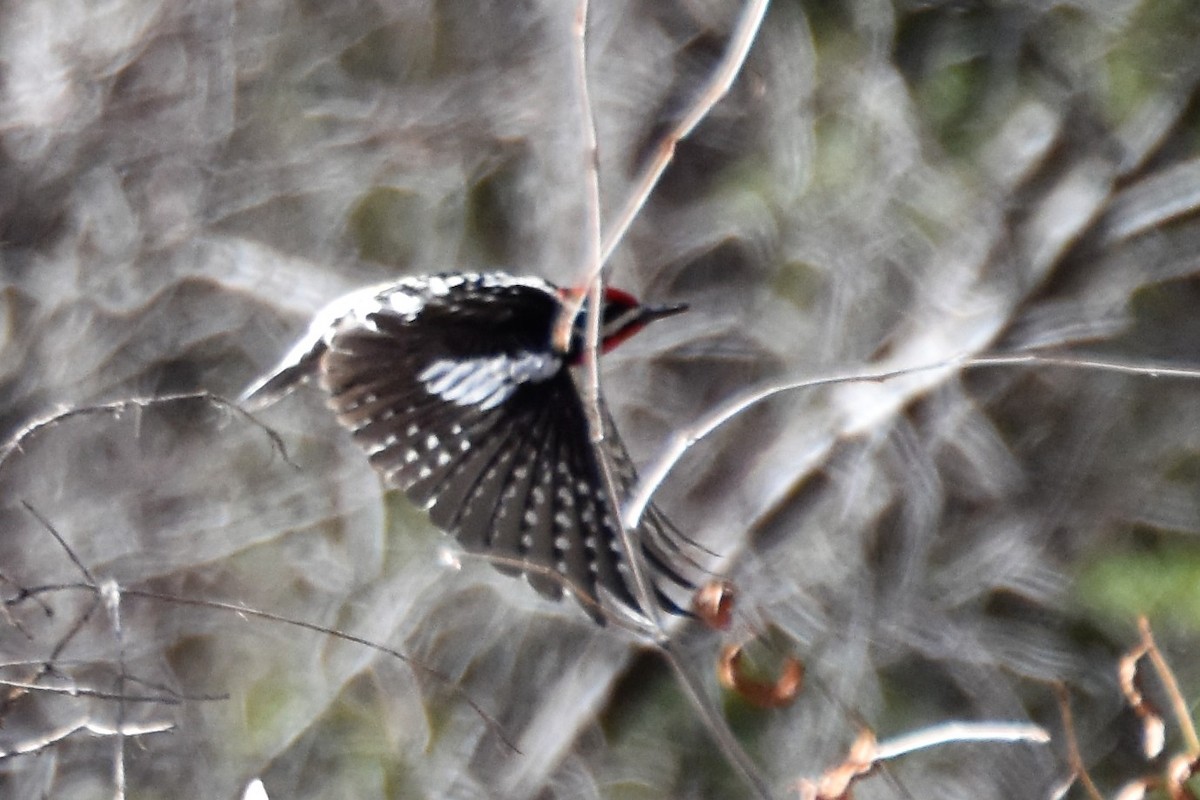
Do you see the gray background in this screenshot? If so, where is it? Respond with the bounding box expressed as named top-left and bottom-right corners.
top-left (3, 1), bottom-right (1200, 797)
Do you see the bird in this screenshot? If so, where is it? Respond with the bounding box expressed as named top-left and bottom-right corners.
top-left (240, 271), bottom-right (707, 627)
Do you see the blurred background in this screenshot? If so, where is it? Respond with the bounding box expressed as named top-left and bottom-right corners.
top-left (3, 0), bottom-right (1200, 797)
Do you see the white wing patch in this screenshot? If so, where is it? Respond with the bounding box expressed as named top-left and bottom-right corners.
top-left (239, 281), bottom-right (423, 405)
top-left (419, 352), bottom-right (561, 410)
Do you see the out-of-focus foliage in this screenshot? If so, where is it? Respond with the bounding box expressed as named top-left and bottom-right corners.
top-left (2, 0), bottom-right (1200, 798)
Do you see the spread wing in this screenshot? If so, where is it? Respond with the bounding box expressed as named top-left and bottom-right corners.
top-left (318, 305), bottom-right (702, 624)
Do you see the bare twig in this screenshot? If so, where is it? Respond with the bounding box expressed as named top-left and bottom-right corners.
top-left (9, 503), bottom-right (521, 756)
top-left (561, 0), bottom-right (603, 367)
top-left (623, 350), bottom-right (1200, 532)
top-left (661, 637), bottom-right (778, 799)
top-left (622, 357), bottom-right (966, 530)
top-left (0, 392), bottom-right (297, 478)
top-left (15, 504), bottom-right (138, 799)
top-left (600, 0), bottom-right (769, 262)
top-left (570, 0), bottom-right (603, 416)
top-left (0, 678), bottom-right (167, 704)
top-left (3, 395), bottom-right (295, 790)
top-left (0, 577), bottom-right (102, 717)
top-left (1055, 684), bottom-right (1105, 800)
top-left (874, 721), bottom-right (1050, 760)
top-left (100, 579), bottom-right (131, 800)
top-left (1136, 616), bottom-right (1200, 757)
top-left (967, 353), bottom-right (1200, 381)
top-left (20, 501), bottom-right (96, 584)
top-left (797, 722), bottom-right (1048, 800)
top-left (5, 578), bottom-right (521, 757)
top-left (561, 0), bottom-right (665, 640)
top-left (1111, 618), bottom-right (1200, 800)
top-left (1119, 631), bottom-right (1166, 761)
top-left (552, 0), bottom-right (772, 344)
top-left (562, 7), bottom-right (775, 795)
top-left (119, 587), bottom-right (520, 754)
top-left (0, 718), bottom-right (174, 760)
top-left (1055, 618), bottom-right (1200, 800)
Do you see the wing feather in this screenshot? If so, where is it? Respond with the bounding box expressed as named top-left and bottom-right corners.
top-left (299, 277), bottom-right (707, 624)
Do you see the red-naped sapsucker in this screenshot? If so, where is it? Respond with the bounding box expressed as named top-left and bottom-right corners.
top-left (242, 272), bottom-right (705, 626)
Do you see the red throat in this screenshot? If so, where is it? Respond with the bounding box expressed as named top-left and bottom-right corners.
top-left (556, 285), bottom-right (645, 355)
top-left (598, 321), bottom-right (645, 353)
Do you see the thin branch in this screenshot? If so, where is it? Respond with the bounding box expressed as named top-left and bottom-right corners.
top-left (10, 505), bottom-right (522, 755)
top-left (967, 353), bottom-right (1200, 381)
top-left (568, 0), bottom-right (611, 464)
top-left (101, 579), bottom-right (130, 800)
top-left (566, 0), bottom-right (665, 639)
top-left (0, 572), bottom-right (52, 619)
top-left (562, 19), bottom-right (774, 793)
top-left (14, 502), bottom-right (144, 800)
top-left (4, 397), bottom-right (293, 791)
top-left (1119, 632), bottom-right (1165, 760)
top-left (558, 0), bottom-right (775, 636)
top-left (872, 721), bottom-right (1050, 761)
top-left (21, 501), bottom-right (95, 585)
top-left (623, 350), bottom-right (1200, 531)
top-left (552, 0), bottom-right (771, 346)
top-left (797, 722), bottom-right (1048, 800)
top-left (4, 582), bottom-right (97, 604)
top-left (622, 357), bottom-right (966, 530)
top-left (117, 587), bottom-right (519, 754)
top-left (1, 593), bottom-right (102, 717)
top-left (661, 638), bottom-right (777, 799)
top-left (0, 392), bottom-right (297, 479)
top-left (0, 678), bottom-right (186, 705)
top-left (1055, 683), bottom-right (1104, 800)
top-left (600, 0), bottom-right (770, 261)
top-left (1137, 616), bottom-right (1200, 756)
top-left (463, 540), bottom-right (774, 796)
top-left (0, 718), bottom-right (174, 760)
top-left (0, 666), bottom-right (228, 702)
top-left (6, 579), bottom-right (521, 756)
top-left (561, 0), bottom-right (603, 368)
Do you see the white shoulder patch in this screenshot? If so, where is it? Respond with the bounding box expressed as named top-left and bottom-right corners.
top-left (418, 351), bottom-right (561, 410)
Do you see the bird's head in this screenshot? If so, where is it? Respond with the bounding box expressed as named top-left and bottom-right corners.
top-left (556, 286), bottom-right (688, 363)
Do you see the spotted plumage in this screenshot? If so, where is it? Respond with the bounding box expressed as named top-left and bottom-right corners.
top-left (242, 272), bottom-right (702, 625)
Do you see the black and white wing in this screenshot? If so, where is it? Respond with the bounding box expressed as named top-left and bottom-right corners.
top-left (244, 273), bottom-right (703, 624)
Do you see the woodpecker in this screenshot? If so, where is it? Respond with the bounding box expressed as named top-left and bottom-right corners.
top-left (241, 272), bottom-right (704, 626)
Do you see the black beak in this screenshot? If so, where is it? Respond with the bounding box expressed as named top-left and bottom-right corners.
top-left (638, 301), bottom-right (689, 324)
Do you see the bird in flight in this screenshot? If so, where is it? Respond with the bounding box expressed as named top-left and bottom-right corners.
top-left (241, 271), bottom-right (707, 627)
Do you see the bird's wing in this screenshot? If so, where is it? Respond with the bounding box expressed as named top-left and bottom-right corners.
top-left (320, 310), bottom-right (701, 624)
